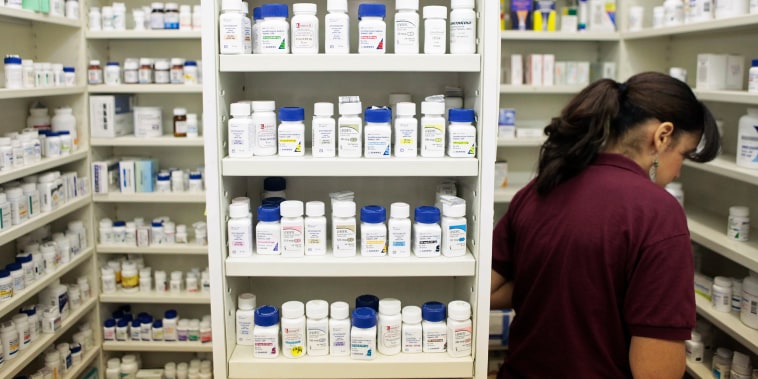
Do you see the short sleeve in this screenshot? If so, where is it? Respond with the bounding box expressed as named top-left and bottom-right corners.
top-left (623, 234), bottom-right (695, 340)
top-left (492, 210), bottom-right (514, 281)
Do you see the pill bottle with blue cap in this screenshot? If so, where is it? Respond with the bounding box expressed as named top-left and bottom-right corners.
top-left (364, 107), bottom-right (392, 158)
top-left (254, 305), bottom-right (280, 358)
top-left (360, 205), bottom-right (387, 256)
top-left (256, 204), bottom-right (281, 255)
top-left (422, 301), bottom-right (446, 352)
top-left (278, 107), bottom-right (305, 157)
top-left (447, 108), bottom-right (476, 158)
top-left (350, 307), bottom-right (377, 359)
top-left (358, 4), bottom-right (386, 54)
top-left (413, 206), bottom-right (441, 257)
top-left (260, 4), bottom-right (290, 54)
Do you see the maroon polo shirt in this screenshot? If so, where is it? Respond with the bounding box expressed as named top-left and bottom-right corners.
top-left (493, 153), bottom-right (695, 378)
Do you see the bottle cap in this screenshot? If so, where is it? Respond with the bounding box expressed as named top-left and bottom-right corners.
top-left (153, 319), bottom-right (163, 328)
top-left (252, 101), bottom-right (276, 112)
top-left (263, 176), bottom-right (286, 191)
top-left (451, 0), bottom-right (474, 9)
top-left (313, 102), bottom-right (334, 117)
top-left (442, 200), bottom-right (466, 217)
top-left (165, 309), bottom-right (178, 319)
top-left (396, 0), bottom-right (418, 11)
top-left (306, 201), bottom-right (325, 217)
top-left (358, 3), bottom-right (386, 18)
top-left (339, 101), bottom-right (362, 115)
top-left (423, 5), bottom-right (447, 19)
top-left (257, 204), bottom-right (281, 222)
top-left (332, 201), bottom-right (356, 217)
top-left (174, 107), bottom-right (187, 116)
top-left (63, 66), bottom-right (75, 73)
top-left (117, 318), bottom-right (129, 327)
top-left (104, 319), bottom-right (116, 327)
top-left (280, 200), bottom-right (304, 217)
top-left (327, 0), bottom-right (347, 12)
top-left (396, 102), bottom-right (416, 116)
top-left (230, 102), bottom-right (251, 117)
top-left (415, 206), bottom-right (440, 224)
top-left (365, 107), bottom-right (391, 123)
top-left (447, 300), bottom-right (471, 320)
top-left (261, 3), bottom-right (289, 18)
top-left (281, 300), bottom-right (305, 318)
top-left (730, 206), bottom-right (749, 217)
top-left (352, 307), bottom-right (377, 328)
top-left (379, 298), bottom-right (401, 315)
top-left (293, 3), bottom-right (317, 14)
top-left (390, 202), bottom-right (410, 219)
top-left (107, 61), bottom-right (119, 66)
top-left (448, 108), bottom-right (476, 123)
top-left (361, 205), bottom-right (386, 224)
top-left (253, 7), bottom-right (262, 20)
top-left (221, 0), bottom-right (241, 11)
top-left (402, 305), bottom-right (422, 323)
top-left (279, 107), bottom-right (305, 122)
top-left (4, 56), bottom-right (21, 65)
top-left (229, 202), bottom-right (249, 218)
top-left (421, 301), bottom-right (446, 322)
top-left (330, 301), bottom-right (349, 319)
top-left (714, 276), bottom-right (732, 287)
top-left (306, 299), bottom-right (329, 319)
top-left (355, 294), bottom-right (379, 311)
top-left (421, 101), bottom-right (445, 115)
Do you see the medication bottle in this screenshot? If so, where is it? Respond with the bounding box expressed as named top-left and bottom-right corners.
top-left (89, 7), bottom-right (102, 30)
top-left (441, 197), bottom-right (467, 257)
top-left (447, 108), bottom-right (476, 158)
top-left (240, 2), bottom-right (253, 54)
top-left (278, 107), bottom-right (305, 156)
top-left (394, 0), bottom-right (419, 54)
top-left (446, 300), bottom-right (471, 357)
top-left (737, 109), bottom-right (758, 169)
top-left (280, 200), bottom-right (305, 257)
top-left (413, 206), bottom-right (441, 257)
top-left (193, 5), bottom-right (203, 30)
top-left (154, 60), bottom-right (170, 84)
top-left (138, 58), bottom-right (153, 84)
top-left (11, 314), bottom-right (30, 350)
top-left (306, 299), bottom-right (329, 356)
top-left (87, 60), bottom-right (102, 85)
top-left (121, 261), bottom-right (138, 292)
top-left (422, 301), bottom-right (446, 353)
top-left (350, 307), bottom-right (377, 360)
top-left (364, 107), bottom-right (391, 158)
top-left (686, 331), bottom-right (704, 363)
top-left (330, 301), bottom-right (350, 356)
top-left (104, 61), bottom-right (121, 85)
top-left (123, 59), bottom-right (138, 84)
top-left (361, 205), bottom-right (387, 256)
top-left (727, 206), bottom-right (750, 241)
top-left (741, 271), bottom-right (758, 329)
top-left (358, 4), bottom-right (386, 54)
top-left (281, 301), bottom-right (306, 358)
top-left (292, 3), bottom-right (319, 54)
top-left (394, 102), bottom-right (418, 157)
top-left (712, 276), bottom-right (733, 312)
top-left (183, 61), bottom-right (198, 84)
top-left (251, 7), bottom-right (263, 53)
top-left (219, 0), bottom-right (244, 54)
top-left (449, 0), bottom-right (476, 54)
top-left (325, 0), bottom-right (349, 54)
top-left (420, 101), bottom-right (446, 157)
top-left (423, 6), bottom-right (447, 54)
top-left (402, 305), bottom-right (423, 353)
top-left (252, 101), bottom-right (278, 156)
top-left (114, 319), bottom-right (127, 340)
top-left (312, 102), bottom-right (336, 158)
top-left (228, 202), bottom-right (253, 257)
top-left (256, 204), bottom-right (282, 255)
top-left (152, 319), bottom-right (164, 341)
top-left (63, 66), bottom-right (75, 86)
top-left (254, 305), bottom-right (280, 358)
top-left (332, 201), bottom-right (357, 257)
top-left (338, 99), bottom-right (363, 157)
top-left (180, 5), bottom-right (192, 30)
top-left (305, 201), bottom-right (327, 255)
top-left (186, 114), bottom-right (199, 137)
top-left (103, 319), bottom-right (116, 341)
top-left (712, 348), bottom-right (733, 379)
top-left (388, 202), bottom-right (412, 257)
top-left (378, 298), bottom-right (401, 355)
top-left (4, 55), bottom-right (23, 89)
top-left (163, 3), bottom-right (178, 29)
top-left (173, 107), bottom-right (187, 137)
top-left (732, 351), bottom-right (752, 379)
top-left (44, 351), bottom-right (60, 378)
top-left (228, 102), bottom-right (253, 158)
top-left (260, 4), bottom-right (290, 54)
top-left (170, 58), bottom-right (184, 84)
top-left (151, 2), bottom-right (165, 29)
top-left (749, 60), bottom-right (758, 93)
top-left (356, 294), bottom-right (379, 311)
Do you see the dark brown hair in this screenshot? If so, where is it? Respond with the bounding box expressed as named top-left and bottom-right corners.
top-left (535, 71), bottom-right (720, 195)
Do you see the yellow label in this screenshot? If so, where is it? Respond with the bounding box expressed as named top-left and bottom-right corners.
top-left (290, 345), bottom-right (304, 357)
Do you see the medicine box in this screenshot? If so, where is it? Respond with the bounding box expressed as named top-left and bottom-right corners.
top-left (726, 55), bottom-right (745, 90)
top-left (90, 95), bottom-right (135, 138)
top-left (696, 54), bottom-right (728, 90)
top-left (542, 54), bottom-right (555, 86)
top-left (92, 159), bottom-right (119, 194)
top-left (510, 54), bottom-right (524, 85)
top-left (510, 0), bottom-right (533, 30)
top-left (498, 108), bottom-right (516, 139)
top-left (527, 54), bottom-right (543, 86)
top-left (136, 159), bottom-right (159, 193)
top-left (134, 107), bottom-right (163, 138)
top-left (119, 160), bottom-right (136, 193)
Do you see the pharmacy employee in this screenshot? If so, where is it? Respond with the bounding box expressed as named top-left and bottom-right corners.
top-left (490, 72), bottom-right (720, 379)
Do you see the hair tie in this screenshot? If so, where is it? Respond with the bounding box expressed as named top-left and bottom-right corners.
top-left (618, 82), bottom-right (628, 95)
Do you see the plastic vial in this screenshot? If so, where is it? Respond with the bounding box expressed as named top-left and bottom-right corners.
top-left (4, 55), bottom-right (23, 89)
top-left (170, 58), bottom-right (184, 84)
top-left (712, 276), bottom-right (733, 312)
top-left (104, 61), bottom-right (120, 85)
top-left (11, 314), bottom-right (30, 350)
top-left (358, 4), bottom-right (386, 54)
top-left (256, 204), bottom-right (282, 255)
top-left (738, 109), bottom-right (758, 169)
top-left (170, 271), bottom-right (183, 292)
top-left (423, 6), bottom-right (447, 54)
top-left (450, 0), bottom-right (476, 54)
top-left (103, 319), bottom-right (116, 341)
top-left (422, 301), bottom-right (447, 352)
top-left (387, 202), bottom-right (412, 257)
top-left (138, 58), bottom-right (153, 84)
top-left (151, 2), bottom-right (165, 29)
top-left (260, 4), bottom-right (290, 54)
top-left (713, 348), bottom-right (733, 379)
top-left (447, 108), bottom-right (476, 157)
top-left (183, 60), bottom-right (198, 84)
top-left (115, 318), bottom-right (128, 341)
top-left (312, 102), bottom-right (336, 158)
top-left (152, 320), bottom-right (164, 341)
top-left (173, 107), bottom-right (188, 137)
top-left (281, 301), bottom-right (306, 358)
top-left (236, 293), bottom-right (256, 345)
top-left (164, 2), bottom-right (179, 29)
top-left (180, 5), bottom-right (192, 30)
top-left (332, 201), bottom-right (357, 257)
top-left (329, 301), bottom-right (350, 356)
top-left (413, 206), bottom-right (442, 257)
top-left (742, 272), bottom-right (758, 328)
top-left (87, 60), bottom-right (102, 85)
top-left (278, 107), bottom-right (305, 156)
top-left (750, 60), bottom-right (758, 93)
top-left (154, 60), bottom-right (170, 84)
top-left (360, 205), bottom-right (387, 256)
top-left (420, 101), bottom-right (446, 157)
top-left (364, 107), bottom-right (392, 158)
top-left (292, 3), bottom-right (319, 54)
top-left (446, 300), bottom-right (471, 357)
top-left (401, 305), bottom-right (423, 353)
top-left (351, 307), bottom-right (377, 360)
top-left (228, 202), bottom-right (253, 257)
top-left (338, 99), bottom-right (363, 157)
top-left (305, 201), bottom-right (327, 255)
top-left (193, 5), bottom-right (203, 29)
top-left (0, 321), bottom-right (18, 361)
top-left (394, 0), bottom-right (419, 54)
top-left (376, 298), bottom-right (402, 355)
top-left (241, 1), bottom-right (252, 54)
top-left (121, 261), bottom-right (138, 292)
top-left (254, 305), bottom-right (280, 358)
top-left (123, 59), bottom-right (138, 84)
top-left (441, 197), bottom-right (467, 257)
top-left (89, 7), bottom-right (102, 30)
top-left (280, 200), bottom-right (305, 257)
top-left (728, 206), bottom-right (750, 241)
top-left (394, 102), bottom-right (418, 157)
top-left (252, 101), bottom-right (278, 156)
top-left (187, 114), bottom-right (199, 137)
top-left (685, 331), bottom-right (704, 362)
top-left (228, 102), bottom-right (253, 158)
top-left (304, 300), bottom-right (329, 356)
top-left (219, 0), bottom-right (244, 54)
top-left (325, 0), bottom-right (349, 53)
top-left (732, 351), bottom-right (753, 379)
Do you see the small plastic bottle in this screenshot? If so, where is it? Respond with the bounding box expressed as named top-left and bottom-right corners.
top-left (103, 319), bottom-right (116, 341)
top-left (281, 301), bottom-right (306, 359)
top-left (420, 101), bottom-right (446, 157)
top-left (364, 107), bottom-right (392, 158)
top-left (394, 0), bottom-right (419, 54)
top-left (150, 2), bottom-right (165, 29)
top-left (123, 59), bottom-right (139, 84)
top-left (446, 300), bottom-right (472, 357)
top-left (228, 102), bottom-right (253, 158)
top-left (402, 305), bottom-right (423, 353)
top-left (104, 61), bottom-right (121, 85)
top-left (325, 0), bottom-right (349, 54)
top-left (449, 0), bottom-right (476, 54)
top-left (378, 298), bottom-right (402, 355)
top-left (219, 0), bottom-right (244, 54)
top-left (260, 4), bottom-right (290, 54)
top-left (312, 102), bottom-right (336, 158)
top-left (422, 301), bottom-right (446, 353)
top-left (305, 201), bottom-right (327, 255)
top-left (332, 201), bottom-right (357, 257)
top-left (280, 200), bottom-right (305, 257)
top-left (240, 1), bottom-right (252, 54)
top-left (358, 4), bottom-right (386, 54)
top-left (361, 205), bottom-right (387, 257)
top-left (394, 102), bottom-right (418, 157)
top-left (731, 351), bottom-right (752, 379)
top-left (228, 202), bottom-right (253, 257)
top-left (388, 202), bottom-right (412, 257)
top-left (292, 3), bottom-right (319, 54)
top-left (256, 204), bottom-right (282, 255)
top-left (423, 6), bottom-right (447, 54)
top-left (413, 206), bottom-right (442, 257)
top-left (306, 299), bottom-right (329, 356)
top-left (738, 109), bottom-right (758, 169)
top-left (350, 307), bottom-right (377, 360)
top-left (277, 107), bottom-right (305, 157)
top-left (138, 58), bottom-right (153, 84)
top-left (11, 313), bottom-right (30, 350)
top-left (447, 108), bottom-right (476, 158)
top-left (329, 301), bottom-right (350, 356)
top-left (727, 206), bottom-right (750, 242)
top-left (441, 197), bottom-right (467, 257)
top-left (712, 348), bottom-right (733, 379)
top-left (183, 60), bottom-right (198, 84)
top-left (87, 60), bottom-right (102, 85)
top-left (89, 7), bottom-right (102, 30)
top-left (749, 59), bottom-right (758, 93)
top-left (254, 305), bottom-right (280, 358)
top-left (237, 293), bottom-right (256, 345)
top-left (338, 99), bottom-right (363, 158)
top-left (179, 5), bottom-right (192, 30)
top-left (154, 60), bottom-right (170, 84)
top-left (252, 101), bottom-right (278, 156)
top-left (712, 276), bottom-right (733, 312)
top-left (152, 319), bottom-right (164, 341)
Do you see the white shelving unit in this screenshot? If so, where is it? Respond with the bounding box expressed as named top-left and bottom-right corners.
top-left (96, 244), bottom-right (208, 255)
top-left (693, 90), bottom-right (758, 105)
top-left (500, 84), bottom-right (585, 94)
top-left (0, 150), bottom-right (88, 190)
top-left (686, 360), bottom-right (712, 379)
top-left (682, 156), bottom-right (758, 186)
top-left (695, 296), bottom-right (758, 355)
top-left (86, 30), bottom-right (201, 39)
top-left (88, 84), bottom-right (203, 93)
top-left (63, 346), bottom-right (102, 379)
top-left (102, 341), bottom-right (213, 352)
top-left (0, 6), bottom-right (81, 27)
top-left (219, 54), bottom-right (481, 72)
top-left (92, 192), bottom-right (206, 203)
top-left (100, 291), bottom-right (211, 304)
top-left (500, 31), bottom-right (619, 41)
top-left (90, 136), bottom-right (205, 147)
top-left (0, 86), bottom-right (86, 100)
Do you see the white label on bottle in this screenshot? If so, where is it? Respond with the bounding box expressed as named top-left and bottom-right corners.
top-left (403, 327), bottom-right (422, 353)
top-left (339, 122), bottom-right (361, 156)
top-left (423, 329), bottom-right (446, 352)
top-left (229, 223), bottom-right (252, 257)
top-left (445, 224), bottom-right (467, 254)
top-left (256, 228), bottom-right (280, 254)
top-left (727, 216), bottom-right (750, 241)
top-left (220, 17), bottom-right (243, 53)
top-left (365, 131), bottom-right (391, 157)
top-left (351, 335), bottom-right (375, 358)
top-left (380, 321), bottom-right (401, 349)
top-left (450, 18), bottom-right (475, 50)
top-left (254, 334), bottom-right (278, 357)
top-left (305, 221), bottom-right (326, 254)
top-left (326, 17), bottom-right (349, 52)
top-left (237, 315), bottom-right (253, 345)
top-left (425, 23), bottom-right (446, 52)
top-left (395, 120), bottom-right (417, 156)
top-left (256, 121), bottom-right (277, 149)
top-left (292, 20), bottom-right (317, 50)
top-left (450, 326), bottom-right (472, 354)
top-left (359, 25), bottom-right (385, 52)
top-left (334, 223), bottom-right (356, 255)
top-left (283, 326), bottom-right (305, 357)
top-left (281, 224), bottom-right (304, 254)
top-left (389, 224), bottom-right (410, 256)
top-left (414, 231), bottom-right (440, 257)
top-left (307, 325), bottom-right (328, 355)
top-left (448, 130), bottom-right (476, 157)
top-left (261, 26), bottom-right (288, 52)
top-left (361, 229), bottom-right (386, 256)
top-left (422, 124), bottom-right (445, 155)
top-left (330, 324), bottom-right (349, 355)
top-left (278, 131), bottom-right (304, 155)
top-left (395, 16), bottom-right (418, 51)
top-left (312, 119), bottom-right (335, 156)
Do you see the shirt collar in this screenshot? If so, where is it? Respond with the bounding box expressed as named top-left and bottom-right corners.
top-left (593, 153), bottom-right (648, 178)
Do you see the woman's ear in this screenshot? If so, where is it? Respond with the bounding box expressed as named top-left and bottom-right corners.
top-left (653, 121), bottom-right (675, 153)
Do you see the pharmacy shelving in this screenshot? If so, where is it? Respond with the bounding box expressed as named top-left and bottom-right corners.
top-left (225, 251), bottom-right (476, 277)
top-left (500, 31), bottom-right (620, 41)
top-left (494, 186), bottom-right (524, 204)
top-left (102, 341), bottom-right (213, 353)
top-left (497, 137), bottom-right (546, 147)
top-left (92, 192), bottom-right (206, 203)
top-left (622, 13), bottom-right (758, 40)
top-left (499, 85), bottom-right (583, 94)
top-left (685, 360), bottom-right (711, 379)
top-left (2, 297), bottom-right (97, 379)
top-left (85, 30), bottom-right (201, 39)
top-left (0, 195), bottom-right (90, 246)
top-left (96, 244), bottom-right (208, 255)
top-left (0, 247), bottom-right (93, 319)
top-left (686, 208), bottom-right (758, 273)
top-left (693, 90), bottom-right (758, 105)
top-left (63, 346), bottom-right (101, 379)
top-left (682, 156), bottom-right (758, 186)
top-left (219, 54), bottom-right (481, 72)
top-left (222, 157), bottom-right (479, 177)
top-left (0, 85), bottom-right (86, 100)
top-left (0, 6), bottom-right (81, 27)
top-left (88, 84), bottom-right (203, 93)
top-left (90, 136), bottom-right (204, 147)
top-left (694, 295), bottom-right (758, 355)
top-left (100, 291), bottom-right (210, 304)
top-left (0, 149), bottom-right (88, 184)
top-left (228, 346), bottom-right (474, 379)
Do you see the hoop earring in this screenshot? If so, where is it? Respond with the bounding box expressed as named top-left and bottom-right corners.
top-left (649, 155), bottom-right (659, 182)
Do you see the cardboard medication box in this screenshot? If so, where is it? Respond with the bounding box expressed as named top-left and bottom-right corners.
top-left (90, 95), bottom-right (135, 138)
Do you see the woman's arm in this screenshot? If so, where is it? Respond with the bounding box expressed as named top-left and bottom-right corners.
top-left (629, 336), bottom-right (686, 379)
top-left (491, 269), bottom-right (514, 309)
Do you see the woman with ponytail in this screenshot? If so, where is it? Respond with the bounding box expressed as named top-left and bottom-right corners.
top-left (490, 72), bottom-right (720, 379)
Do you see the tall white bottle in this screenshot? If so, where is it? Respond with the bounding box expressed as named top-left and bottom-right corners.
top-left (325, 0), bottom-right (350, 54)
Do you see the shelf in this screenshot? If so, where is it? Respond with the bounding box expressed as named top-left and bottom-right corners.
top-left (622, 14), bottom-right (758, 40)
top-left (103, 340), bottom-right (213, 352)
top-left (497, 137), bottom-right (545, 147)
top-left (100, 290), bottom-right (210, 304)
top-left (493, 186), bottom-right (525, 203)
top-left (63, 346), bottom-right (101, 379)
top-left (0, 6), bottom-right (81, 27)
top-left (0, 149), bottom-right (87, 185)
top-left (0, 195), bottom-right (90, 247)
top-left (229, 345), bottom-right (474, 378)
top-left (488, 343), bottom-right (508, 352)
top-left (97, 244), bottom-right (208, 255)
top-left (683, 155), bottom-right (758, 187)
top-left (91, 135), bottom-right (205, 147)
top-left (500, 85), bottom-right (583, 94)
top-left (88, 84), bottom-right (203, 93)
top-left (686, 208), bottom-right (758, 273)
top-left (86, 30), bottom-right (201, 39)
top-left (219, 54), bottom-right (481, 72)
top-left (2, 297), bottom-right (96, 379)
top-left (693, 89), bottom-right (758, 104)
top-left (225, 250), bottom-right (476, 277)
top-left (695, 295), bottom-right (758, 355)
top-left (686, 360), bottom-right (711, 379)
top-left (222, 156), bottom-right (479, 177)
top-left (500, 31), bottom-right (619, 41)
top-left (0, 247), bottom-right (93, 319)
top-left (0, 85), bottom-right (85, 100)
top-left (93, 192), bottom-right (206, 203)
